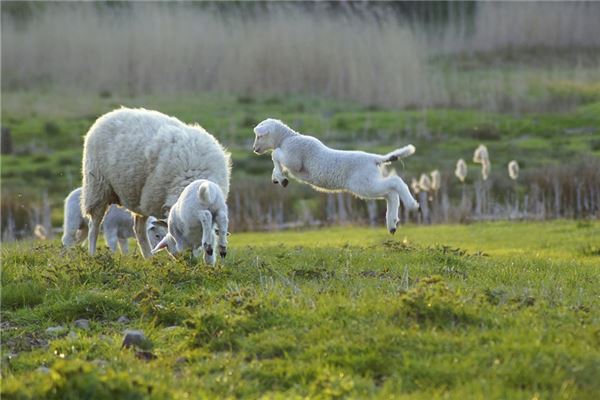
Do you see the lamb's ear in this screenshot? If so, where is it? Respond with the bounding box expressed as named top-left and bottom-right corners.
top-left (151, 236), bottom-right (169, 254)
top-left (199, 182), bottom-right (213, 203)
top-left (152, 219), bottom-right (168, 229)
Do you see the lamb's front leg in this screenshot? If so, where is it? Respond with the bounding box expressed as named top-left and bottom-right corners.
top-left (198, 210), bottom-right (214, 259)
top-left (271, 149), bottom-right (288, 188)
top-left (215, 210), bottom-right (229, 259)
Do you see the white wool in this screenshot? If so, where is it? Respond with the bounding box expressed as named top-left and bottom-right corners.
top-left (455, 159), bottom-right (467, 182)
top-left (81, 108), bottom-right (231, 257)
top-left (508, 160), bottom-right (520, 180)
top-left (253, 118), bottom-right (418, 234)
top-left (430, 169), bottom-right (441, 191)
top-left (151, 179), bottom-right (229, 265)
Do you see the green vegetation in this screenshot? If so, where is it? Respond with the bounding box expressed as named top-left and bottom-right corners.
top-left (2, 221), bottom-right (599, 398)
top-left (2, 90), bottom-right (599, 210)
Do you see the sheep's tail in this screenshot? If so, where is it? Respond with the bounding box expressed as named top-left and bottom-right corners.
top-left (376, 144), bottom-right (416, 165)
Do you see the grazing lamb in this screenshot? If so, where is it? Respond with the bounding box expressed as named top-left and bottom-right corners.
top-left (63, 187), bottom-right (167, 254)
top-left (81, 108), bottom-right (231, 257)
top-left (252, 118), bottom-right (419, 233)
top-left (151, 179), bottom-right (228, 265)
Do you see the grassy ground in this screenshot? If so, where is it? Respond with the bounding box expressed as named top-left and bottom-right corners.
top-left (2, 220), bottom-right (599, 399)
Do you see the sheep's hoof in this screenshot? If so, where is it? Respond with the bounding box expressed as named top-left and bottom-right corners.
top-left (389, 228), bottom-right (396, 235)
top-left (204, 243), bottom-right (213, 256)
top-left (281, 179), bottom-right (289, 187)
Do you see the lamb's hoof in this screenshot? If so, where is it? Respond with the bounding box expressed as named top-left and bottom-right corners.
top-left (204, 243), bottom-right (213, 256)
top-left (389, 228), bottom-right (396, 235)
top-left (219, 246), bottom-right (227, 258)
top-left (281, 179), bottom-right (289, 188)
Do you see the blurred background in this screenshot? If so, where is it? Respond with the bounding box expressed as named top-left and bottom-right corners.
top-left (2, 1), bottom-right (599, 240)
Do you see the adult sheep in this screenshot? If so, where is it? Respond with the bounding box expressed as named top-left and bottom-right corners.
top-left (81, 108), bottom-right (231, 258)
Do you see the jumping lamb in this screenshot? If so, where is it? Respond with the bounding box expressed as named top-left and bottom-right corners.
top-left (252, 118), bottom-right (419, 233)
top-left (151, 179), bottom-right (228, 265)
top-left (81, 107), bottom-right (231, 257)
top-left (62, 187), bottom-right (167, 253)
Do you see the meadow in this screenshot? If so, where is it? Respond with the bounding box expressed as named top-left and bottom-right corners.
top-left (2, 221), bottom-right (599, 399)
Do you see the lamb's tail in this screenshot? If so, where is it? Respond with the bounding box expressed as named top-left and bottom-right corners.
top-left (377, 144), bottom-right (416, 165)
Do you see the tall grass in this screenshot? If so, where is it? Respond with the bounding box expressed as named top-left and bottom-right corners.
top-left (2, 2), bottom-right (599, 111)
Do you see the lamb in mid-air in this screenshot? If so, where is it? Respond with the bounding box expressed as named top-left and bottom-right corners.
top-left (62, 187), bottom-right (167, 253)
top-left (252, 118), bottom-right (419, 233)
top-left (81, 108), bottom-right (231, 258)
top-left (151, 179), bottom-right (229, 265)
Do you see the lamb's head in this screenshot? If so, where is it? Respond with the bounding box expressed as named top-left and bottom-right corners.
top-left (151, 232), bottom-right (178, 257)
top-left (252, 118), bottom-right (289, 154)
top-left (146, 217), bottom-right (168, 249)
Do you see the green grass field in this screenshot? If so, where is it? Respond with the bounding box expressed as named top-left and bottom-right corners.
top-left (2, 221), bottom-right (599, 399)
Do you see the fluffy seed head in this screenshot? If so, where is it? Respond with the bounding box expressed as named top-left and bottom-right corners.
top-left (418, 173), bottom-right (432, 192)
top-left (411, 178), bottom-right (420, 194)
top-left (455, 159), bottom-right (467, 182)
top-left (430, 169), bottom-right (441, 191)
top-left (508, 160), bottom-right (519, 180)
top-left (481, 159), bottom-right (491, 180)
top-left (473, 144), bottom-right (489, 164)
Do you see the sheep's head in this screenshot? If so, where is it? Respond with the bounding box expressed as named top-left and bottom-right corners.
top-left (252, 118), bottom-right (287, 154)
top-left (146, 217), bottom-right (168, 249)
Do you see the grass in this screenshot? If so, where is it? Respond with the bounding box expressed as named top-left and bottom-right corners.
top-left (2, 220), bottom-right (599, 398)
top-left (2, 90), bottom-right (599, 210)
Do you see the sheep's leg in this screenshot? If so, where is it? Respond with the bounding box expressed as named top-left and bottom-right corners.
top-left (133, 215), bottom-right (152, 258)
top-left (388, 176), bottom-right (419, 211)
top-left (203, 230), bottom-right (217, 266)
top-left (119, 238), bottom-right (129, 254)
top-left (87, 208), bottom-right (105, 256)
top-left (76, 227), bottom-right (88, 246)
top-left (198, 211), bottom-right (214, 257)
top-left (215, 211), bottom-right (229, 259)
top-left (385, 192), bottom-right (401, 234)
top-left (271, 149), bottom-right (288, 187)
top-left (104, 230), bottom-right (119, 253)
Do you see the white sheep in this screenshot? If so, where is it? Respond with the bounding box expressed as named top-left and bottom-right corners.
top-left (151, 179), bottom-right (228, 265)
top-left (508, 160), bottom-right (520, 180)
top-left (81, 108), bottom-right (231, 258)
top-left (252, 118), bottom-right (418, 234)
top-left (455, 159), bottom-right (467, 183)
top-left (62, 187), bottom-right (167, 253)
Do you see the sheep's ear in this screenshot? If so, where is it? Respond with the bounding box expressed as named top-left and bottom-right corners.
top-left (151, 236), bottom-right (169, 254)
top-left (152, 219), bottom-right (168, 229)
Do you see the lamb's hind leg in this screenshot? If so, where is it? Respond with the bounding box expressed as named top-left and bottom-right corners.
top-left (388, 175), bottom-right (419, 211)
top-left (348, 176), bottom-right (399, 234)
top-left (134, 215), bottom-right (152, 258)
top-left (385, 192), bottom-right (401, 234)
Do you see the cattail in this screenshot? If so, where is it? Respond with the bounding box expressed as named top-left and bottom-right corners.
top-left (481, 159), bottom-right (491, 180)
top-left (418, 173), bottom-right (432, 192)
top-left (34, 224), bottom-right (48, 240)
top-left (455, 159), bottom-right (467, 182)
top-left (473, 144), bottom-right (489, 164)
top-left (508, 160), bottom-right (519, 180)
top-left (430, 169), bottom-right (441, 191)
top-left (411, 178), bottom-right (420, 194)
